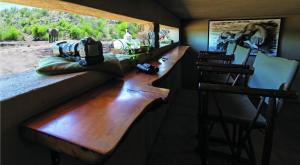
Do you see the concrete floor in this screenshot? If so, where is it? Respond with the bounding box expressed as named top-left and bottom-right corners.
top-left (147, 89), bottom-right (300, 165)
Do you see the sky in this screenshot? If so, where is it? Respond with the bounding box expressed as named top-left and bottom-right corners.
top-left (0, 2), bottom-right (34, 11)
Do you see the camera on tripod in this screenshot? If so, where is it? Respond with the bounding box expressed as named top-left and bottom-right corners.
top-left (52, 37), bottom-right (104, 66)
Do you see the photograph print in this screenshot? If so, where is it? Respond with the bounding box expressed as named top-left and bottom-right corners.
top-left (208, 18), bottom-right (281, 56)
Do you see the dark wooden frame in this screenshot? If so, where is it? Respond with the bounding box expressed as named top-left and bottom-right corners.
top-left (197, 62), bottom-right (298, 165)
top-left (207, 18), bottom-right (283, 56)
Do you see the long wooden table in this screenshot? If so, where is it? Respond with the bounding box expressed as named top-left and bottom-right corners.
top-left (21, 46), bottom-right (189, 163)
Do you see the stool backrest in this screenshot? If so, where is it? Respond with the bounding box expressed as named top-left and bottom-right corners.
top-left (225, 42), bottom-right (237, 55)
top-left (232, 45), bottom-right (251, 65)
top-left (248, 51), bottom-right (299, 90)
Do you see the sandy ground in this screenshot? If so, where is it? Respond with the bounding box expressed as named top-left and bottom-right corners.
top-left (0, 41), bottom-right (53, 76)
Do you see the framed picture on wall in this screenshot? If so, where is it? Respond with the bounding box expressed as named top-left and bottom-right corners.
top-left (208, 18), bottom-right (282, 56)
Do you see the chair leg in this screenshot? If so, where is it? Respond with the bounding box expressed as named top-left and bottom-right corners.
top-left (231, 123), bottom-right (238, 163)
top-left (261, 121), bottom-right (275, 165)
top-left (233, 126), bottom-right (259, 165)
top-left (199, 90), bottom-right (209, 165)
top-left (220, 120), bottom-right (235, 154)
top-left (213, 94), bottom-right (235, 154)
top-left (261, 97), bottom-right (276, 165)
top-left (262, 131), bottom-right (273, 165)
top-left (246, 136), bottom-right (257, 165)
top-left (232, 124), bottom-right (237, 144)
top-left (232, 126), bottom-right (244, 165)
top-left (208, 121), bottom-right (215, 135)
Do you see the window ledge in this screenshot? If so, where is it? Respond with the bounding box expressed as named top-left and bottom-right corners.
top-left (0, 70), bottom-right (112, 102)
top-left (0, 43), bottom-right (178, 102)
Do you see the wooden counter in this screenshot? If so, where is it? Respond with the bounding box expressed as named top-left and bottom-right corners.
top-left (21, 46), bottom-right (189, 163)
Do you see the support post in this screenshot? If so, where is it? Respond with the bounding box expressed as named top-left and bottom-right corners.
top-left (154, 23), bottom-right (160, 49)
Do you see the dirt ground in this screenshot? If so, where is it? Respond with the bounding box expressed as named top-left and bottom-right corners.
top-left (0, 40), bottom-right (113, 76)
top-left (0, 41), bottom-right (53, 76)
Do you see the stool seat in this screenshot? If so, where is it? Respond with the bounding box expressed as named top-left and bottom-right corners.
top-left (208, 93), bottom-right (267, 128)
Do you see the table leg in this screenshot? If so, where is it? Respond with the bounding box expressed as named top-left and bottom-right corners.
top-left (51, 150), bottom-right (60, 165)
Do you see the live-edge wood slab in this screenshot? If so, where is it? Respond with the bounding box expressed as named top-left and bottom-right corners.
top-left (21, 46), bottom-right (189, 163)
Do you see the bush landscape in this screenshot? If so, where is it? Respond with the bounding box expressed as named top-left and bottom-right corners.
top-left (0, 7), bottom-right (139, 41)
top-left (0, 5), bottom-right (174, 75)
top-left (0, 6), bottom-right (143, 75)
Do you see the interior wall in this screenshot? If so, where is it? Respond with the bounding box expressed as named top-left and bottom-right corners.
top-left (182, 19), bottom-right (209, 52)
top-left (182, 15), bottom-right (300, 102)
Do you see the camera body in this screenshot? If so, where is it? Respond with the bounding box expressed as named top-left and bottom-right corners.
top-left (52, 37), bottom-right (104, 66)
top-left (136, 63), bottom-right (159, 74)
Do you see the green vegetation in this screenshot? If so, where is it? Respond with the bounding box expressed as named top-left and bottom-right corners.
top-left (0, 7), bottom-right (140, 41)
top-left (0, 26), bottom-right (23, 41)
top-left (31, 24), bottom-right (48, 40)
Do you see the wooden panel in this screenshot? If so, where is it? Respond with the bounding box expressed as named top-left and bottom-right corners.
top-left (21, 46), bottom-right (189, 161)
top-left (157, 0), bottom-right (300, 19)
top-left (4, 0), bottom-right (150, 24)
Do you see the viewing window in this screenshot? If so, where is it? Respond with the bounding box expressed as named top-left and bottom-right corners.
top-left (0, 2), bottom-right (154, 76)
top-left (159, 25), bottom-right (179, 47)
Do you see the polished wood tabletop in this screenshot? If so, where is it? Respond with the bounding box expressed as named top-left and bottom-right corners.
top-left (21, 46), bottom-right (189, 161)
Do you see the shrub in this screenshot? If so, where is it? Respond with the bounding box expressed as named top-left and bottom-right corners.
top-left (0, 31), bottom-right (3, 41)
top-left (116, 22), bottom-right (128, 38)
top-left (0, 8), bottom-right (143, 42)
top-left (128, 23), bottom-right (139, 38)
top-left (57, 19), bottom-right (72, 32)
top-left (80, 23), bottom-right (94, 37)
top-left (96, 19), bottom-right (106, 31)
top-left (20, 20), bottom-right (29, 27)
top-left (23, 26), bottom-right (32, 34)
top-left (19, 8), bottom-right (31, 17)
top-left (58, 31), bottom-right (66, 40)
top-left (112, 22), bottom-right (139, 39)
top-left (1, 27), bottom-right (22, 41)
top-left (38, 9), bottom-right (49, 17)
top-left (31, 24), bottom-right (48, 40)
top-left (70, 26), bottom-right (84, 39)
top-left (96, 31), bottom-right (103, 40)
top-left (109, 27), bottom-right (119, 39)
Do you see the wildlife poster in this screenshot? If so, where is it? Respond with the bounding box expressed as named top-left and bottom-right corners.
top-left (208, 18), bottom-right (281, 56)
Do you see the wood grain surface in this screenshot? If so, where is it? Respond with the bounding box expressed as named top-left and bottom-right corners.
top-left (21, 46), bottom-right (189, 161)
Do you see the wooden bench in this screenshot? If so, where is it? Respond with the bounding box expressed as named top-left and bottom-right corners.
top-left (20, 46), bottom-right (190, 164)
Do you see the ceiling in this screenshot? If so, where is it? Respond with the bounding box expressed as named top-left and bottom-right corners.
top-left (3, 0), bottom-right (152, 24)
top-left (156, 0), bottom-right (300, 19)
